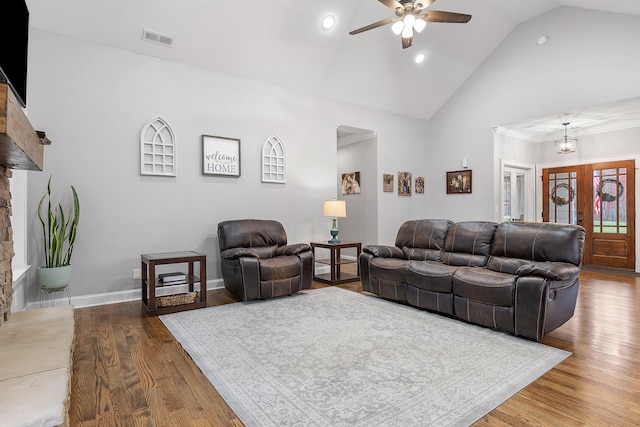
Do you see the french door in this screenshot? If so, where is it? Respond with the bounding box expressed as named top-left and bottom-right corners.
top-left (542, 160), bottom-right (635, 269)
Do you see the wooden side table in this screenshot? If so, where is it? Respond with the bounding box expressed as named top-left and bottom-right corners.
top-left (141, 251), bottom-right (207, 316)
top-left (310, 241), bottom-right (362, 286)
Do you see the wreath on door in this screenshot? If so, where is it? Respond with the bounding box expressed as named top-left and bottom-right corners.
top-left (550, 183), bottom-right (575, 206)
top-left (598, 178), bottom-right (624, 202)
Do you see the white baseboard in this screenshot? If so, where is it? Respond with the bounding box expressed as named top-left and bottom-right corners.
top-left (26, 266), bottom-right (336, 311)
top-left (26, 279), bottom-right (225, 311)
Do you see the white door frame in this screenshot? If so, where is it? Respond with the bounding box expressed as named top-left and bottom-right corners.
top-left (498, 159), bottom-right (536, 223)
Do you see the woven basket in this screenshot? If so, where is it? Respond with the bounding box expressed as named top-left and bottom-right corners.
top-left (156, 292), bottom-right (198, 308)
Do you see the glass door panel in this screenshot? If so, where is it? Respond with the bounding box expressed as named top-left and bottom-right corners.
top-left (503, 167), bottom-right (527, 222)
top-left (547, 171), bottom-right (578, 225)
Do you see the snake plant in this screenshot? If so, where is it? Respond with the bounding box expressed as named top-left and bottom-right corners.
top-left (37, 176), bottom-right (80, 268)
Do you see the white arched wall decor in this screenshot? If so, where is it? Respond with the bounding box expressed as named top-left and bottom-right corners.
top-left (261, 135), bottom-right (286, 183)
top-left (140, 116), bottom-right (176, 176)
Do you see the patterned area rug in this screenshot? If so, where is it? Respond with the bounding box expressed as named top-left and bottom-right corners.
top-left (160, 287), bottom-right (570, 426)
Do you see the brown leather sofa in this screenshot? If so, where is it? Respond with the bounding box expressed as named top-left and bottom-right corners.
top-left (217, 219), bottom-right (314, 301)
top-left (359, 219), bottom-right (585, 341)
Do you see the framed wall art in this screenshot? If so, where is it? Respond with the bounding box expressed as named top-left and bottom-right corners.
top-left (261, 135), bottom-right (286, 183)
top-left (398, 171), bottom-right (412, 197)
top-left (446, 170), bottom-right (472, 194)
top-left (383, 174), bottom-right (394, 192)
top-left (342, 171), bottom-right (361, 194)
top-left (415, 177), bottom-right (425, 194)
top-left (140, 116), bottom-right (176, 177)
top-left (202, 135), bottom-right (241, 177)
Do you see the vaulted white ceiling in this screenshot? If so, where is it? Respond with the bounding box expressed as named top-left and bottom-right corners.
top-left (25, 0), bottom-right (640, 134)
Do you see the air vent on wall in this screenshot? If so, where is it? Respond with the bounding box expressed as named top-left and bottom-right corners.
top-left (142, 28), bottom-right (174, 47)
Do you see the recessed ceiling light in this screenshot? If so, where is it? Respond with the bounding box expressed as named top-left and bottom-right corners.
top-left (322, 15), bottom-right (336, 30)
top-left (537, 35), bottom-right (549, 46)
top-left (414, 53), bottom-right (426, 64)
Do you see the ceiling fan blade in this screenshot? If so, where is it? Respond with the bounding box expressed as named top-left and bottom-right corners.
top-left (402, 36), bottom-right (413, 49)
top-left (349, 17), bottom-right (398, 35)
top-left (420, 10), bottom-right (472, 23)
top-left (414, 1), bottom-right (438, 12)
top-left (377, 0), bottom-right (403, 10)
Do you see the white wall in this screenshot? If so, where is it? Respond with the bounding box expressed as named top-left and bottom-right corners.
top-left (337, 136), bottom-right (377, 247)
top-left (9, 170), bottom-right (29, 311)
top-left (534, 127), bottom-right (640, 165)
top-left (24, 29), bottom-right (430, 303)
top-left (9, 170), bottom-right (27, 270)
top-left (427, 7), bottom-right (640, 221)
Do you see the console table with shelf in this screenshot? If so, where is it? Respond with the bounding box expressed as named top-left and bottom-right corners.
top-left (310, 241), bottom-right (362, 286)
top-left (141, 251), bottom-right (207, 315)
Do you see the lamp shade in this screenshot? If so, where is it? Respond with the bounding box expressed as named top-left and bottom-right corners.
top-left (323, 200), bottom-right (346, 218)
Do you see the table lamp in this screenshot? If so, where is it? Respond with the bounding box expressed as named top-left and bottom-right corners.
top-left (323, 200), bottom-right (347, 244)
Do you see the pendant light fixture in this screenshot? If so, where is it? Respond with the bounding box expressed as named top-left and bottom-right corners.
top-left (555, 122), bottom-right (577, 154)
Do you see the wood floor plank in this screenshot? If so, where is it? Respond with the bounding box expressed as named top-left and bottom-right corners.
top-left (68, 269), bottom-right (640, 426)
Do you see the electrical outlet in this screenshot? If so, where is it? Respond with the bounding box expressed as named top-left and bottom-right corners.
top-left (133, 268), bottom-right (141, 280)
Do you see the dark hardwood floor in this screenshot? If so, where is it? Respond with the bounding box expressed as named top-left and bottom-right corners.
top-left (69, 270), bottom-right (640, 426)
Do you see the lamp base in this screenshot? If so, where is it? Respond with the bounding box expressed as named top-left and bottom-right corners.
top-left (328, 228), bottom-right (340, 244)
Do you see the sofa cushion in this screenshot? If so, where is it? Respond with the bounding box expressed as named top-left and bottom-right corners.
top-left (407, 286), bottom-right (454, 315)
top-left (407, 261), bottom-right (457, 293)
top-left (369, 258), bottom-right (409, 282)
top-left (260, 276), bottom-right (301, 299)
top-left (218, 219), bottom-right (288, 250)
top-left (259, 255), bottom-right (302, 281)
top-left (490, 221), bottom-right (585, 266)
top-left (402, 247), bottom-right (444, 261)
top-left (452, 268), bottom-right (516, 307)
top-left (395, 219), bottom-right (453, 256)
top-left (441, 221), bottom-right (497, 267)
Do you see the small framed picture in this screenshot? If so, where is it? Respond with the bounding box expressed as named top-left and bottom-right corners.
top-left (398, 171), bottom-right (412, 197)
top-left (446, 170), bottom-right (472, 194)
top-left (383, 174), bottom-right (394, 192)
top-left (415, 177), bottom-right (425, 194)
top-left (341, 171), bottom-right (361, 194)
top-left (202, 135), bottom-right (241, 177)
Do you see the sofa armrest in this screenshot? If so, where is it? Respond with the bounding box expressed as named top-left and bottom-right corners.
top-left (276, 243), bottom-right (311, 256)
top-left (221, 247), bottom-right (260, 260)
top-left (238, 257), bottom-right (261, 300)
top-left (363, 245), bottom-right (404, 258)
top-left (359, 252), bottom-right (373, 293)
top-left (297, 250), bottom-right (314, 290)
top-left (514, 276), bottom-right (548, 341)
top-left (515, 261), bottom-right (579, 281)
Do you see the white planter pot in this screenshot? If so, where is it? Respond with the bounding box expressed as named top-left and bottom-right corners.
top-left (37, 265), bottom-right (72, 290)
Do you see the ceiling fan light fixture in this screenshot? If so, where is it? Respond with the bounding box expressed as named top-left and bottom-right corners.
top-left (391, 21), bottom-right (404, 35)
top-left (414, 18), bottom-right (427, 33)
top-left (404, 14), bottom-right (416, 28)
top-left (349, 2), bottom-right (471, 50)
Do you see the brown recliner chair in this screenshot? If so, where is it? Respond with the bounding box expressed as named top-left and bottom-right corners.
top-left (217, 219), bottom-right (314, 301)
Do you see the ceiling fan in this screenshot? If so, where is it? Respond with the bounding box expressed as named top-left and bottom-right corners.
top-left (349, 0), bottom-right (471, 49)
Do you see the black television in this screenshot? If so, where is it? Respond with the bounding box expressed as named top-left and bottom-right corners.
top-left (0, 0), bottom-right (29, 107)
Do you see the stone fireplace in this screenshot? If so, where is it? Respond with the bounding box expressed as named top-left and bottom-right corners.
top-left (0, 165), bottom-right (13, 325)
top-left (0, 81), bottom-right (45, 325)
